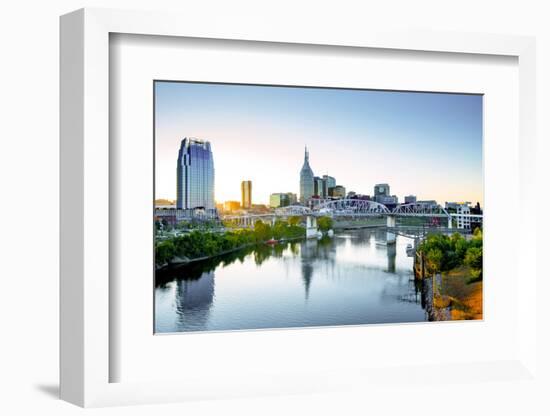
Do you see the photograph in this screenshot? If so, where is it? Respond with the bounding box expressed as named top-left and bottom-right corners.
top-left (153, 81), bottom-right (484, 333)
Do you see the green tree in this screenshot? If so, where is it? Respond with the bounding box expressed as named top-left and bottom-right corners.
top-left (454, 238), bottom-right (469, 261)
top-left (317, 216), bottom-right (333, 232)
top-left (272, 220), bottom-right (288, 240)
top-left (417, 229), bottom-right (483, 279)
top-left (288, 216), bottom-right (301, 226)
top-left (155, 216), bottom-right (306, 269)
top-left (465, 246), bottom-right (483, 270)
top-left (155, 240), bottom-right (175, 266)
top-left (254, 220), bottom-right (272, 241)
top-left (425, 247), bottom-right (443, 274)
top-left (473, 227), bottom-right (483, 239)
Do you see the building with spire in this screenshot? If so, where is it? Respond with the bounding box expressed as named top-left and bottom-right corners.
top-left (299, 147), bottom-right (315, 203)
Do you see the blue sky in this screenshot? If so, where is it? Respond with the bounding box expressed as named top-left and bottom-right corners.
top-left (155, 81), bottom-right (483, 206)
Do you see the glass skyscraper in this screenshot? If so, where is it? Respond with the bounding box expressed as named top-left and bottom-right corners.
top-left (313, 176), bottom-right (324, 198)
top-left (176, 138), bottom-right (215, 210)
top-left (322, 175), bottom-right (336, 197)
top-left (299, 147), bottom-right (315, 203)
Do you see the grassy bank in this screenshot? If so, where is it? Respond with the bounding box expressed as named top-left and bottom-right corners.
top-left (155, 219), bottom-right (305, 268)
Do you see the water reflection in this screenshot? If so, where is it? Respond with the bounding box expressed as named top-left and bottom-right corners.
top-left (175, 272), bottom-right (214, 330)
top-left (300, 239), bottom-right (318, 300)
top-left (387, 243), bottom-right (396, 273)
top-left (155, 229), bottom-right (429, 333)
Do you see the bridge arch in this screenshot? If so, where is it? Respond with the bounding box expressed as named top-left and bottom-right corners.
top-left (313, 198), bottom-right (391, 215)
top-left (391, 202), bottom-right (451, 218)
top-left (274, 205), bottom-right (313, 216)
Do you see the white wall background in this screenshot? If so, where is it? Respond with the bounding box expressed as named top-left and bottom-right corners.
top-left (0, 1), bottom-right (548, 415)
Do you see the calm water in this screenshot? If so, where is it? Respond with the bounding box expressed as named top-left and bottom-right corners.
top-left (155, 229), bottom-right (428, 333)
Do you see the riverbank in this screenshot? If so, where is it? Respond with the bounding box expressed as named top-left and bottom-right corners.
top-left (159, 234), bottom-right (307, 270)
top-left (414, 230), bottom-right (483, 321)
top-left (436, 266), bottom-right (483, 320)
top-left (155, 219), bottom-right (306, 270)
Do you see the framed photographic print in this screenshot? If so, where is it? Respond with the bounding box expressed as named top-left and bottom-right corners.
top-left (60, 8), bottom-right (538, 408)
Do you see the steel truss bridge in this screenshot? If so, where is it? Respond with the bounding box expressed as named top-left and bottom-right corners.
top-left (222, 199), bottom-right (481, 226)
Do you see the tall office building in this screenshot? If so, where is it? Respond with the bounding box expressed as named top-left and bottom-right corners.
top-left (241, 180), bottom-right (252, 209)
top-left (322, 175), bottom-right (336, 197)
top-left (330, 185), bottom-right (346, 198)
top-left (176, 138), bottom-right (215, 210)
top-left (374, 183), bottom-right (390, 199)
top-left (404, 195), bottom-right (417, 204)
top-left (270, 193), bottom-right (289, 208)
top-left (299, 147), bottom-right (315, 203)
top-left (313, 176), bottom-right (324, 198)
top-left (270, 192), bottom-right (298, 208)
top-left (374, 183), bottom-right (398, 207)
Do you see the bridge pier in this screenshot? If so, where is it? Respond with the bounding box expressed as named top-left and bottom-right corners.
top-left (386, 215), bottom-right (396, 245)
top-left (448, 216), bottom-right (453, 229)
top-left (306, 215), bottom-right (318, 239)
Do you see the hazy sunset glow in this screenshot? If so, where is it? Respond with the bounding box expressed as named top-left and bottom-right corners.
top-left (155, 81), bottom-right (483, 206)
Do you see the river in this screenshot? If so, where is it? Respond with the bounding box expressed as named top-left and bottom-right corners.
top-left (155, 228), bottom-right (428, 333)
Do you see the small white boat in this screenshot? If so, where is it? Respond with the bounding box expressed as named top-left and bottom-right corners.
top-left (327, 229), bottom-right (334, 237)
top-left (406, 243), bottom-right (415, 257)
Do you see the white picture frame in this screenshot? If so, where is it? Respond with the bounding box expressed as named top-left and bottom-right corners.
top-left (60, 7), bottom-right (538, 407)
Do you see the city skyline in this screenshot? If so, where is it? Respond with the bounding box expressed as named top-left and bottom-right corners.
top-left (155, 81), bottom-right (483, 206)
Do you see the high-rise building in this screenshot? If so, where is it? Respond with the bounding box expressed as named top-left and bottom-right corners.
top-left (299, 147), bottom-right (315, 203)
top-left (404, 195), bottom-right (417, 204)
top-left (330, 185), bottom-right (346, 198)
top-left (270, 192), bottom-right (298, 208)
top-left (176, 138), bottom-right (215, 210)
top-left (374, 183), bottom-right (390, 198)
top-left (241, 180), bottom-right (252, 209)
top-left (445, 202), bottom-right (472, 229)
top-left (322, 175), bottom-right (336, 197)
top-left (313, 176), bottom-right (324, 198)
top-left (374, 183), bottom-right (399, 206)
top-left (270, 193), bottom-right (282, 208)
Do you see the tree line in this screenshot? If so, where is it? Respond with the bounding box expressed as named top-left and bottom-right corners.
top-left (417, 228), bottom-right (483, 280)
top-left (155, 218), bottom-right (307, 267)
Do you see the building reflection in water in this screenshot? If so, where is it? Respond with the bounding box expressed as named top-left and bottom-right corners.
top-left (299, 236), bottom-right (340, 300)
top-left (300, 239), bottom-right (317, 300)
top-left (174, 271), bottom-right (215, 331)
